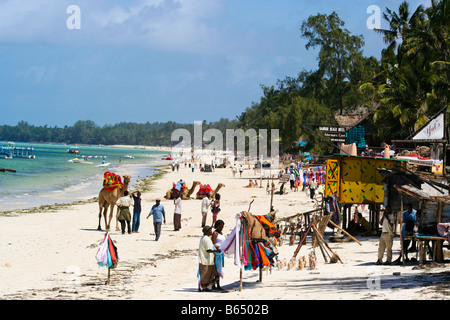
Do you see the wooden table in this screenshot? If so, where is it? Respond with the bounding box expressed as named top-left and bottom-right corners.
top-left (414, 235), bottom-right (447, 263)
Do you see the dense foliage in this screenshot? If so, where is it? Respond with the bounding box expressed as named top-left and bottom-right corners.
top-left (0, 119), bottom-right (239, 146)
top-left (360, 0), bottom-right (449, 141)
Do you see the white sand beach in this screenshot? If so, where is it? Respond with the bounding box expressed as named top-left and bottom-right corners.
top-left (0, 161), bottom-right (449, 301)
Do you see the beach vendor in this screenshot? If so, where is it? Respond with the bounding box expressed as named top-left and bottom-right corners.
top-left (198, 225), bottom-right (221, 292)
top-left (211, 220), bottom-right (226, 291)
top-left (147, 198), bottom-right (166, 241)
top-left (116, 191), bottom-right (133, 235)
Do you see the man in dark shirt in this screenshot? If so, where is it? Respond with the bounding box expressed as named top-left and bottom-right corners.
top-left (131, 191), bottom-right (142, 233)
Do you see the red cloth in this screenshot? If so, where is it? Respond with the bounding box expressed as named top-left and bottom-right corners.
top-left (103, 172), bottom-right (123, 191)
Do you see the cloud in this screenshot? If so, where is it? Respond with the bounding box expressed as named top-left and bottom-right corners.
top-left (0, 0), bottom-right (226, 54)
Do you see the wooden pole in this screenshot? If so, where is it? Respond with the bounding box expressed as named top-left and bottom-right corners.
top-left (239, 268), bottom-right (243, 292)
top-left (106, 267), bottom-right (111, 285)
top-left (328, 220), bottom-right (362, 246)
top-left (311, 224), bottom-right (343, 264)
top-left (259, 266), bottom-right (263, 283)
top-left (400, 195), bottom-right (405, 265)
top-left (269, 181), bottom-right (274, 211)
top-left (293, 220), bottom-right (314, 258)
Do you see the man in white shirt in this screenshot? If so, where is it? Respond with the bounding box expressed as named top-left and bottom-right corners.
top-left (201, 193), bottom-right (211, 227)
top-left (289, 172), bottom-right (295, 190)
top-left (376, 206), bottom-right (395, 265)
top-left (116, 191), bottom-right (133, 234)
top-left (173, 195), bottom-right (182, 231)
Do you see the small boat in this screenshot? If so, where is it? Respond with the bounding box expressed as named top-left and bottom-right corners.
top-left (124, 155), bottom-right (134, 159)
top-left (96, 162), bottom-right (111, 167)
top-left (67, 158), bottom-right (94, 164)
top-left (67, 149), bottom-right (80, 154)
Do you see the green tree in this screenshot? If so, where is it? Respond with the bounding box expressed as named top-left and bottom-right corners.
top-left (300, 12), bottom-right (365, 114)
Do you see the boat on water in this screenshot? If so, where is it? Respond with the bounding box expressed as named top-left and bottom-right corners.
top-left (0, 142), bottom-right (36, 159)
top-left (67, 157), bottom-right (94, 164)
top-left (0, 153), bottom-right (12, 159)
top-left (67, 148), bottom-right (80, 154)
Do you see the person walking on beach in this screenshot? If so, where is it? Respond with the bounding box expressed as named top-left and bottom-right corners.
top-left (116, 191), bottom-right (133, 234)
top-left (131, 191), bottom-right (142, 233)
top-left (289, 171), bottom-right (295, 190)
top-left (201, 193), bottom-right (211, 227)
top-left (239, 165), bottom-right (243, 177)
top-left (147, 198), bottom-right (166, 241)
top-left (211, 193), bottom-right (221, 226)
top-left (173, 194), bottom-right (182, 231)
top-left (309, 177), bottom-right (317, 200)
top-left (376, 206), bottom-right (395, 265)
top-left (198, 225), bottom-right (221, 292)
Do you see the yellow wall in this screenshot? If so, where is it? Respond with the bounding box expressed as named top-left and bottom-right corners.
top-left (325, 156), bottom-right (403, 204)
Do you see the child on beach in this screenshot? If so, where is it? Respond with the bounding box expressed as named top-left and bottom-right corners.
top-left (211, 194), bottom-right (221, 226)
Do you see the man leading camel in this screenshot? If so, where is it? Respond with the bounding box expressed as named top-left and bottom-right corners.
top-left (116, 191), bottom-right (133, 235)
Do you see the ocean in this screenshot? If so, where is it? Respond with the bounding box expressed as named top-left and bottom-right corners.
top-left (0, 142), bottom-right (168, 212)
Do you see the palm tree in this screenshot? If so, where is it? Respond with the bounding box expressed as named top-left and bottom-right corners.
top-left (366, 0), bottom-right (449, 139)
top-left (374, 1), bottom-right (425, 49)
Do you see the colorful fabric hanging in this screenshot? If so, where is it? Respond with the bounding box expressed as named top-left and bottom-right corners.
top-left (95, 233), bottom-right (118, 268)
top-left (255, 215), bottom-right (280, 238)
top-left (220, 212), bottom-right (278, 272)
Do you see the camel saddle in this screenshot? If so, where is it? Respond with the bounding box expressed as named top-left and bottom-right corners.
top-left (103, 172), bottom-right (123, 191)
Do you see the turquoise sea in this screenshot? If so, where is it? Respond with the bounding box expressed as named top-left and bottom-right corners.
top-left (0, 142), bottom-right (167, 212)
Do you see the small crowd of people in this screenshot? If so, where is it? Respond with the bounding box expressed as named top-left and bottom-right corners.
top-left (114, 177), bottom-right (226, 292)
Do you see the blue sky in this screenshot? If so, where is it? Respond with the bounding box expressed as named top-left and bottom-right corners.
top-left (0, 0), bottom-right (430, 127)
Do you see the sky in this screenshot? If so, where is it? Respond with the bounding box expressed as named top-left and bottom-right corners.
top-left (0, 0), bottom-right (431, 127)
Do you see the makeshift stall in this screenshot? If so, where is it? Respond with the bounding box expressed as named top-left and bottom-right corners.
top-left (324, 154), bottom-right (407, 231)
top-left (394, 184), bottom-right (450, 264)
top-left (219, 211), bottom-right (279, 291)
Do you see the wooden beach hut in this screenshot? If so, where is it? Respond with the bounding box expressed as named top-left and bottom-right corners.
top-left (324, 154), bottom-right (407, 231)
top-left (392, 184), bottom-right (450, 263)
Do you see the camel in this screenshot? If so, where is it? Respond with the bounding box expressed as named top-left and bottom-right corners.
top-left (98, 174), bottom-right (131, 231)
top-left (196, 183), bottom-right (225, 199)
top-left (164, 181), bottom-right (201, 200)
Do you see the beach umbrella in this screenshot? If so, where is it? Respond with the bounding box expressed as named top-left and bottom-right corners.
top-left (95, 233), bottom-right (118, 285)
